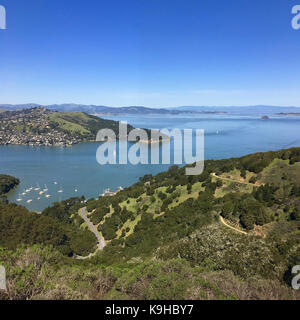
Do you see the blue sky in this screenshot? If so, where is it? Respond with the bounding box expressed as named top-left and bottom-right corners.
top-left (0, 0), bottom-right (300, 107)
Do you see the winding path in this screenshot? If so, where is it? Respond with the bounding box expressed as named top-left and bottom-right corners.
top-left (76, 207), bottom-right (106, 259)
top-left (211, 172), bottom-right (256, 235)
top-left (219, 216), bottom-right (248, 235)
top-left (211, 173), bottom-right (257, 186)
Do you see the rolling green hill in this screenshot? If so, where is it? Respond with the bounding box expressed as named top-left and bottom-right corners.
top-left (46, 111), bottom-right (135, 140)
top-left (0, 147), bottom-right (300, 300)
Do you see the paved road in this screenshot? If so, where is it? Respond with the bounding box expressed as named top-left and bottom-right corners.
top-left (79, 207), bottom-right (106, 251)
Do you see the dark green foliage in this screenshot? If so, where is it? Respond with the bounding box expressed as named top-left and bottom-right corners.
top-left (240, 169), bottom-right (246, 179)
top-left (291, 184), bottom-right (300, 197)
top-left (142, 204), bottom-right (149, 212)
top-left (161, 197), bottom-right (172, 211)
top-left (221, 192), bottom-right (273, 229)
top-left (146, 187), bottom-right (155, 196)
top-left (239, 198), bottom-right (272, 230)
top-left (291, 205), bottom-right (300, 221)
top-left (249, 176), bottom-right (257, 184)
top-left (140, 174), bottom-right (153, 183)
top-left (42, 197), bottom-right (85, 224)
top-left (0, 202), bottom-right (96, 257)
top-left (254, 185), bottom-right (278, 206)
top-left (240, 151), bottom-right (275, 173)
top-left (90, 206), bottom-right (110, 225)
top-left (0, 174), bottom-right (19, 195)
top-left (216, 179), bottom-right (223, 188)
top-left (157, 191), bottom-right (167, 201)
top-left (0, 195), bottom-right (8, 205)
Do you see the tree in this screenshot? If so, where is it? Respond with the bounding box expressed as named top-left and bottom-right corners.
top-left (249, 176), bottom-right (257, 184)
top-left (240, 169), bottom-right (246, 179)
top-left (291, 206), bottom-right (300, 221)
top-left (222, 202), bottom-right (233, 220)
top-left (240, 213), bottom-right (255, 230)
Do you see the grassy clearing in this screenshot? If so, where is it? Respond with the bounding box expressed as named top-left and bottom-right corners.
top-left (218, 168), bottom-right (257, 184)
top-left (168, 183), bottom-right (204, 209)
top-left (99, 205), bottom-right (114, 225)
top-left (214, 179), bottom-right (254, 198)
top-left (47, 113), bottom-right (90, 135)
top-left (116, 214), bottom-right (142, 239)
top-left (119, 197), bottom-right (138, 211)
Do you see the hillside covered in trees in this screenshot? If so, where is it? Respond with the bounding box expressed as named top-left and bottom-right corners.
top-left (0, 147), bottom-right (300, 300)
top-left (0, 198), bottom-right (97, 257)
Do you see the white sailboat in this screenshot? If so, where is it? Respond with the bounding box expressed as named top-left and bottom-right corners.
top-left (34, 183), bottom-right (40, 191)
top-left (16, 193), bottom-right (22, 202)
top-left (27, 199), bottom-right (32, 204)
top-left (43, 184), bottom-right (48, 192)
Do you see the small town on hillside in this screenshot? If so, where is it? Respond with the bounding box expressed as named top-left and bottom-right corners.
top-left (0, 108), bottom-right (81, 146)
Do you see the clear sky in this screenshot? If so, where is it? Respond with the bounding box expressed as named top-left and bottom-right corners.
top-left (0, 0), bottom-right (300, 107)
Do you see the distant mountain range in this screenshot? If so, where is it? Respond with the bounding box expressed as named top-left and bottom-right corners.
top-left (1, 104), bottom-right (300, 116)
top-left (0, 104), bottom-right (226, 115)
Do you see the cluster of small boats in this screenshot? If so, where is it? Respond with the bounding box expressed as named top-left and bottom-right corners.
top-left (16, 181), bottom-right (80, 204)
top-left (16, 182), bottom-right (64, 204)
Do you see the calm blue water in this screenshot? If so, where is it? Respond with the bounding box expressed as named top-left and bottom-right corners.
top-left (1, 114), bottom-right (300, 211)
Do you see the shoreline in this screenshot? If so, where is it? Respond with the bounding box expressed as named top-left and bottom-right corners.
top-left (0, 136), bottom-right (171, 147)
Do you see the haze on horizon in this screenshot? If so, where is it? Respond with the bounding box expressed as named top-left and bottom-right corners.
top-left (0, 0), bottom-right (299, 108)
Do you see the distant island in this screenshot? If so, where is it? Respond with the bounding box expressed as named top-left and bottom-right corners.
top-left (0, 107), bottom-right (168, 146)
